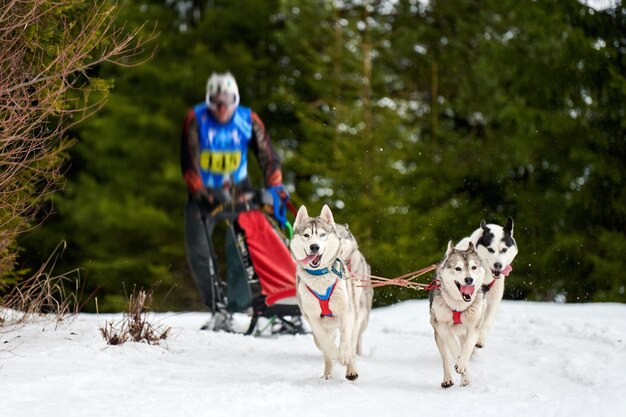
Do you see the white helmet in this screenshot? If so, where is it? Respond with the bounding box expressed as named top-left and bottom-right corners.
top-left (205, 72), bottom-right (240, 109)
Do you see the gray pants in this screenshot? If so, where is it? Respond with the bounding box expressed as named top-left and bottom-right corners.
top-left (184, 198), bottom-right (251, 313)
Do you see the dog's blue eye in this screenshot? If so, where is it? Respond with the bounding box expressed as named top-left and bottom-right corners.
top-left (320, 233), bottom-right (326, 238)
top-left (488, 248), bottom-right (495, 253)
top-left (455, 267), bottom-right (462, 271)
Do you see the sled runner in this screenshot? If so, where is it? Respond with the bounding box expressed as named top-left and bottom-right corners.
top-left (200, 190), bottom-right (305, 336)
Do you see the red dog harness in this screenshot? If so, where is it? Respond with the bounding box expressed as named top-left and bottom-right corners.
top-left (452, 310), bottom-right (462, 325)
top-left (306, 279), bottom-right (338, 318)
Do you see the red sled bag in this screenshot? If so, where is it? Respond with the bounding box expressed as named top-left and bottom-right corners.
top-left (236, 211), bottom-right (296, 306)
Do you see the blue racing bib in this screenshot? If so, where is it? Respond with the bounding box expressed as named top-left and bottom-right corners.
top-left (193, 103), bottom-right (253, 188)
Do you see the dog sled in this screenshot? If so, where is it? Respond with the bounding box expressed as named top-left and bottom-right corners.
top-left (199, 190), bottom-right (304, 336)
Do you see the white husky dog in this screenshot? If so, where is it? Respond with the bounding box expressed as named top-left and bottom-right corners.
top-left (455, 217), bottom-right (518, 348)
top-left (430, 241), bottom-right (486, 388)
top-left (290, 205), bottom-right (373, 380)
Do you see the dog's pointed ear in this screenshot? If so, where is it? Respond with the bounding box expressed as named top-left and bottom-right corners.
top-left (446, 240), bottom-right (455, 256)
top-left (294, 205), bottom-right (309, 228)
top-left (504, 217), bottom-right (514, 236)
top-left (467, 242), bottom-right (476, 252)
top-left (480, 220), bottom-right (488, 231)
top-left (320, 204), bottom-right (335, 225)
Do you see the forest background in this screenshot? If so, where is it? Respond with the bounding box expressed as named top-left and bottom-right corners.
top-left (4, 0), bottom-right (625, 312)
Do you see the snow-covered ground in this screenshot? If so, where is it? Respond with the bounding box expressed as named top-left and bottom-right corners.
top-left (1, 300), bottom-right (625, 417)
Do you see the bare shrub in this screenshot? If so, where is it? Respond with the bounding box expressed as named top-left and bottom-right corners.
top-left (0, 1), bottom-right (157, 282)
top-left (100, 288), bottom-right (171, 346)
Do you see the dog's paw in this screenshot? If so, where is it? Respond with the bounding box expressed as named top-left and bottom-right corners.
top-left (460, 374), bottom-right (470, 387)
top-left (454, 360), bottom-right (468, 374)
top-left (345, 371), bottom-right (359, 381)
top-left (441, 380), bottom-right (454, 388)
top-left (322, 373), bottom-right (332, 380)
top-left (345, 363), bottom-right (358, 381)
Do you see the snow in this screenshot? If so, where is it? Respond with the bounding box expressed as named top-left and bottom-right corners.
top-left (581, 0), bottom-right (621, 10)
top-left (1, 300), bottom-right (625, 417)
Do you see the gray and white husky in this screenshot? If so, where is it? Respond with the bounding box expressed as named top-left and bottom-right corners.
top-left (455, 218), bottom-right (518, 348)
top-left (290, 205), bottom-right (373, 380)
top-left (430, 241), bottom-right (486, 388)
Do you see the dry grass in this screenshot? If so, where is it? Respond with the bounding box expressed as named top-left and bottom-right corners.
top-left (0, 242), bottom-right (82, 326)
top-left (100, 287), bottom-right (171, 346)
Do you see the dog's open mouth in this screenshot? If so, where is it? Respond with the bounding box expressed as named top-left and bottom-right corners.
top-left (492, 265), bottom-right (513, 278)
top-left (455, 281), bottom-right (475, 302)
top-left (309, 254), bottom-right (322, 268)
top-left (297, 253), bottom-right (323, 268)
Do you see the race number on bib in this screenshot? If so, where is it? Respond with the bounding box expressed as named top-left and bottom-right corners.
top-left (200, 150), bottom-right (242, 173)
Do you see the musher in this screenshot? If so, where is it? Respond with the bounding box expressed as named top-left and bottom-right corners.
top-left (180, 72), bottom-right (288, 331)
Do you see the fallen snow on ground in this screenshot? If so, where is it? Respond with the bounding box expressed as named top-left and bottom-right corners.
top-left (1, 300), bottom-right (625, 417)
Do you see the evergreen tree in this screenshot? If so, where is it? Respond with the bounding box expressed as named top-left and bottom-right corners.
top-left (278, 0), bottom-right (626, 304)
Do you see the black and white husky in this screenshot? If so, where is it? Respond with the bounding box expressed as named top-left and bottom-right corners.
top-left (430, 242), bottom-right (486, 388)
top-left (290, 205), bottom-right (373, 380)
top-left (455, 218), bottom-right (518, 348)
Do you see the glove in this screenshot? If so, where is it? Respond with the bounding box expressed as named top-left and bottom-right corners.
top-left (192, 188), bottom-right (213, 214)
top-left (193, 188), bottom-right (231, 215)
top-left (211, 188), bottom-right (231, 206)
top-left (268, 185), bottom-right (289, 226)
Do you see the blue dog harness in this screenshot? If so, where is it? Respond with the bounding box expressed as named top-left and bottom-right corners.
top-left (304, 259), bottom-right (345, 318)
top-left (304, 258), bottom-right (345, 279)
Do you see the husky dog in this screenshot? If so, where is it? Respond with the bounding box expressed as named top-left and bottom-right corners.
top-left (430, 242), bottom-right (486, 388)
top-left (290, 205), bottom-right (373, 380)
top-left (334, 222), bottom-right (373, 355)
top-left (455, 218), bottom-right (518, 348)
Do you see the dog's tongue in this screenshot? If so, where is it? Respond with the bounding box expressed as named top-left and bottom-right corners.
top-left (460, 285), bottom-right (475, 296)
top-left (297, 254), bottom-right (318, 266)
top-left (502, 264), bottom-right (513, 276)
